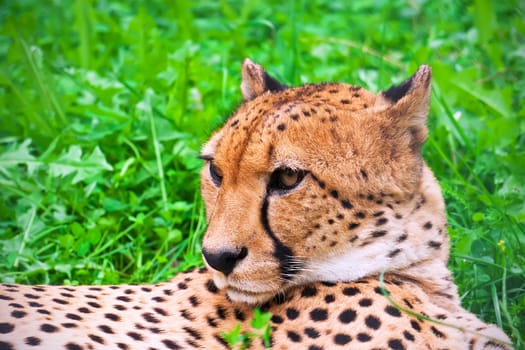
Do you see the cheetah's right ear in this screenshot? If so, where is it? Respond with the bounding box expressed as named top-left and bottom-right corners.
top-left (379, 65), bottom-right (432, 151)
top-left (241, 58), bottom-right (287, 101)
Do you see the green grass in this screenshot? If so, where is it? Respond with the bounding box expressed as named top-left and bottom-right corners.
top-left (0, 0), bottom-right (523, 347)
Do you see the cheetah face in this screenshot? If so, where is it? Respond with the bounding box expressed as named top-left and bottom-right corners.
top-left (200, 59), bottom-right (441, 304)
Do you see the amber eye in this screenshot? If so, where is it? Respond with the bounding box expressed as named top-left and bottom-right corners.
top-left (209, 162), bottom-right (223, 187)
top-left (268, 168), bottom-right (307, 192)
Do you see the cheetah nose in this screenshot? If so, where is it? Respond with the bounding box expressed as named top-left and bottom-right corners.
top-left (202, 247), bottom-right (248, 276)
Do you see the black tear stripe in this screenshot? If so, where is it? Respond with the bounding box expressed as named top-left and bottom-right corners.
top-left (261, 196), bottom-right (302, 280)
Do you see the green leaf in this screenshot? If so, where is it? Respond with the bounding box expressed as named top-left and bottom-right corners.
top-left (49, 145), bottom-right (113, 184)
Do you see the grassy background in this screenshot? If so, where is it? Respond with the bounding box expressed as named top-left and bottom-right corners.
top-left (0, 0), bottom-right (523, 347)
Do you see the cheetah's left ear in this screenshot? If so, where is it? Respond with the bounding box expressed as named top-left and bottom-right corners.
top-left (241, 58), bottom-right (287, 101)
top-left (379, 65), bottom-right (432, 151)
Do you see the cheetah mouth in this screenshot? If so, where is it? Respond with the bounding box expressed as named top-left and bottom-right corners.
top-left (225, 286), bottom-right (278, 304)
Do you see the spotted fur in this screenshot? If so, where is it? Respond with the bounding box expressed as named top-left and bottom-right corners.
top-left (0, 59), bottom-right (512, 350)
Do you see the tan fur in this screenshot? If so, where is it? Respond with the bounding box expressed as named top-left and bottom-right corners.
top-left (0, 60), bottom-right (512, 350)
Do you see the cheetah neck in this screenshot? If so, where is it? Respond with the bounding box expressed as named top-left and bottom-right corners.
top-left (299, 164), bottom-right (461, 311)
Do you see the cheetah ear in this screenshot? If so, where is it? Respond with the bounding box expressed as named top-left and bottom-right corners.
top-left (380, 65), bottom-right (432, 151)
top-left (241, 58), bottom-right (287, 101)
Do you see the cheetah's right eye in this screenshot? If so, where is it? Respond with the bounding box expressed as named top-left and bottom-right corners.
top-left (268, 168), bottom-right (307, 193)
top-left (209, 162), bottom-right (223, 187)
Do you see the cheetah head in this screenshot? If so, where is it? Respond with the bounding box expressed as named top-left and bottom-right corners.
top-left (200, 59), bottom-right (449, 304)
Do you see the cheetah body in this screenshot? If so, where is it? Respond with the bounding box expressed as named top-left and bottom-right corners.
top-left (0, 59), bottom-right (512, 350)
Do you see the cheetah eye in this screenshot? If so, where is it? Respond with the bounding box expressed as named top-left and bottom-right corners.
top-left (209, 162), bottom-right (223, 187)
top-left (268, 168), bottom-right (307, 192)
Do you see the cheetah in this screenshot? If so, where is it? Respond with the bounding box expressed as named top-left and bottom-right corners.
top-left (0, 59), bottom-right (513, 350)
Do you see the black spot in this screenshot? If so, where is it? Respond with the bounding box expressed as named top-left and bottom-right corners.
top-left (324, 294), bottom-right (335, 303)
top-left (23, 293), bottom-right (40, 299)
top-left (348, 222), bottom-right (360, 230)
top-left (342, 287), bottom-right (360, 296)
top-left (385, 305), bottom-right (401, 317)
top-left (371, 230), bottom-right (388, 238)
top-left (98, 325), bottom-right (114, 334)
top-left (287, 330), bottom-right (301, 342)
top-left (78, 307), bottom-right (91, 313)
top-left (301, 286), bottom-right (318, 297)
top-left (359, 298), bottom-right (373, 307)
top-left (216, 305), bottom-right (227, 319)
top-left (206, 316), bottom-right (218, 327)
top-left (65, 313), bottom-right (82, 321)
top-left (373, 211), bottom-right (385, 217)
top-left (327, 219), bottom-right (334, 225)
top-left (143, 312), bottom-right (160, 324)
top-left (117, 343), bottom-right (129, 350)
top-left (8, 303), bottom-right (23, 308)
top-left (271, 315), bottom-right (283, 324)
top-left (116, 296), bottom-right (130, 302)
top-left (376, 218), bottom-right (388, 226)
top-left (163, 289), bottom-right (173, 296)
top-left (388, 339), bottom-right (405, 350)
top-left (304, 327), bottom-right (320, 339)
top-left (206, 280), bottom-right (219, 294)
top-left (341, 199), bottom-right (353, 209)
top-left (40, 324), bottom-right (58, 333)
top-left (388, 248), bottom-right (402, 258)
top-left (87, 301), bottom-right (101, 308)
top-left (0, 323), bottom-right (14, 334)
top-left (382, 75), bottom-right (413, 103)
top-left (403, 298), bottom-right (414, 309)
top-left (340, 99), bottom-right (350, 104)
top-left (277, 123), bottom-right (286, 131)
top-left (354, 211), bottom-right (366, 219)
top-left (308, 346), bottom-right (322, 350)
top-left (397, 234), bottom-right (408, 242)
top-left (411, 320), bottom-right (421, 332)
top-left (403, 330), bottom-right (415, 341)
top-left (188, 295), bottom-right (200, 307)
top-left (105, 313), bottom-right (120, 321)
top-left (310, 308), bottom-right (328, 321)
top-left (0, 341), bottom-right (13, 350)
top-left (153, 307), bottom-right (167, 316)
top-left (61, 323), bottom-right (77, 328)
top-left (25, 337), bottom-right (41, 346)
top-left (367, 194), bottom-right (375, 201)
top-left (338, 309), bottom-right (356, 324)
top-left (431, 326), bottom-right (446, 338)
top-left (88, 334), bottom-right (105, 344)
top-left (177, 282), bottom-right (187, 289)
top-left (127, 332), bottom-right (143, 341)
top-left (11, 310), bottom-right (26, 318)
top-left (428, 241), bottom-right (442, 249)
top-left (357, 333), bottom-right (372, 342)
top-left (0, 295), bottom-right (13, 301)
top-left (234, 309), bottom-right (245, 321)
top-left (286, 308), bottom-right (300, 320)
top-left (423, 221), bottom-right (432, 229)
top-left (65, 343), bottom-right (83, 350)
top-left (180, 309), bottom-right (195, 321)
top-left (291, 114), bottom-right (300, 120)
top-left (334, 333), bottom-right (352, 345)
top-left (183, 326), bottom-right (202, 340)
top-left (365, 315), bottom-right (381, 329)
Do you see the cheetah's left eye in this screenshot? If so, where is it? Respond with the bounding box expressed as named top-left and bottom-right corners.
top-left (268, 168), bottom-right (307, 192)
